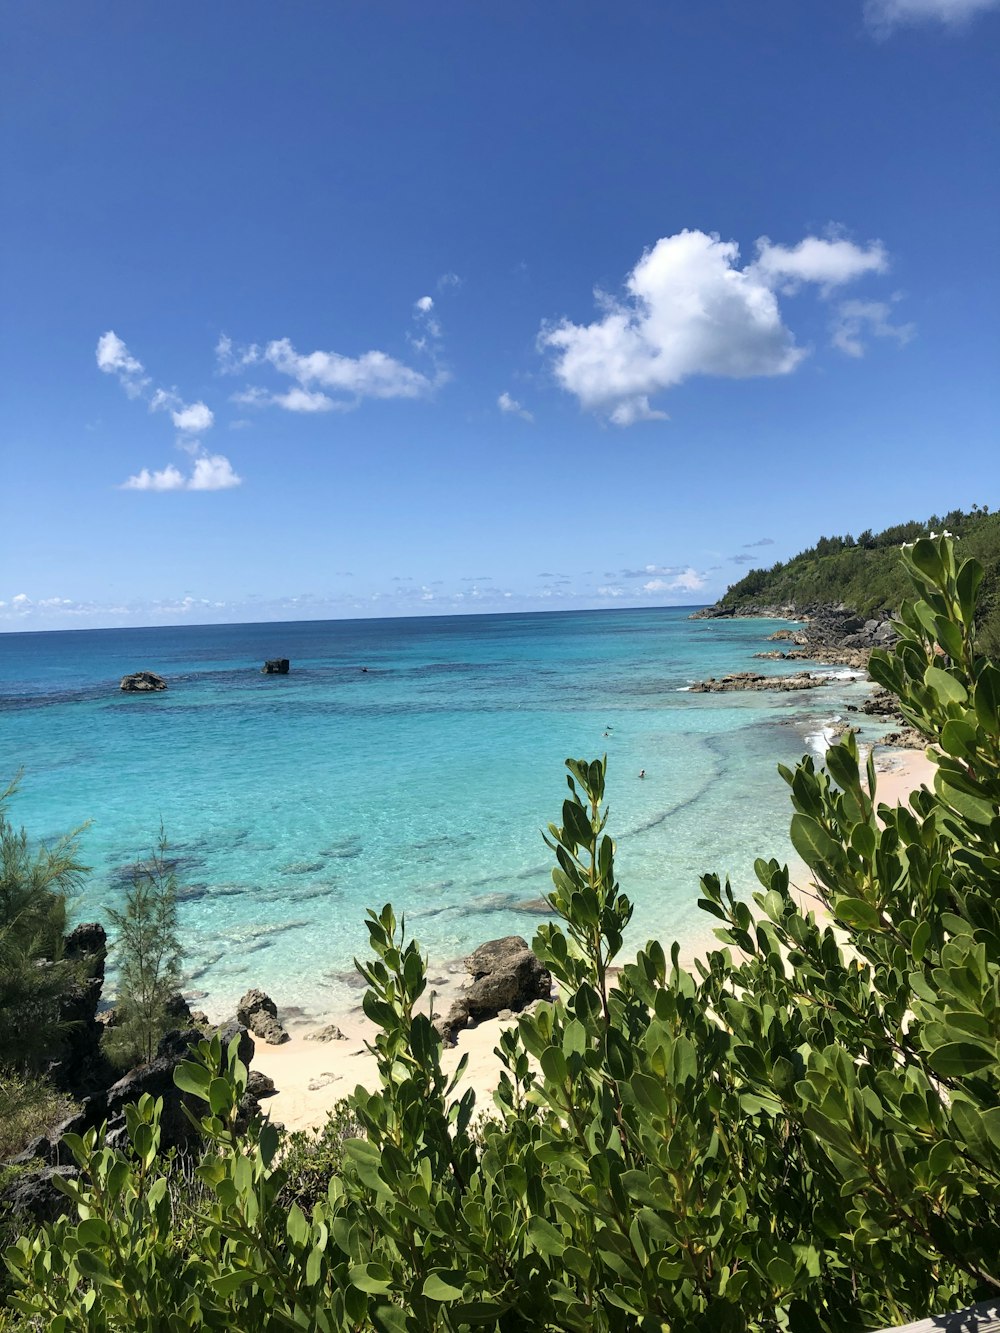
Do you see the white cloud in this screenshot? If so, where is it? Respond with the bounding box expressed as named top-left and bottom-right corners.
top-left (541, 228), bottom-right (901, 425)
top-left (540, 230), bottom-right (804, 425)
top-left (189, 454), bottom-right (241, 490)
top-left (172, 401), bottom-right (214, 433)
top-left (643, 568), bottom-right (707, 594)
top-left (497, 391), bottom-right (534, 422)
top-left (437, 272), bottom-right (462, 290)
top-left (233, 386), bottom-right (338, 413)
top-left (121, 464), bottom-right (188, 492)
top-left (609, 397), bottom-right (667, 426)
top-left (121, 453), bottom-right (241, 492)
top-left (96, 331), bottom-right (149, 397)
top-left (415, 295), bottom-right (434, 313)
top-left (224, 336), bottom-right (439, 411)
top-left (752, 235), bottom-right (887, 293)
top-left (831, 299), bottom-right (917, 357)
top-left (215, 334), bottom-right (262, 374)
top-left (12, 593), bottom-right (30, 605)
top-left (865, 0), bottom-right (999, 30)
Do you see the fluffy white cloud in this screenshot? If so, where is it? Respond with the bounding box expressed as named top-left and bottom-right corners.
top-left (752, 236), bottom-right (887, 292)
top-left (415, 295), bottom-right (434, 313)
top-left (189, 454), bottom-right (241, 490)
top-left (172, 401), bottom-right (214, 433)
top-left (121, 453), bottom-right (241, 492)
top-left (541, 228), bottom-right (902, 425)
top-left (96, 331), bottom-right (148, 397)
top-left (831, 299), bottom-right (917, 357)
top-left (121, 464), bottom-right (187, 492)
top-left (498, 391), bottom-right (534, 422)
top-left (150, 389), bottom-right (215, 434)
top-left (865, 0), bottom-right (999, 29)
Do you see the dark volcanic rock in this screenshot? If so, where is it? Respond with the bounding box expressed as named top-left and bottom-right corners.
top-left (120, 671), bottom-right (167, 692)
top-left (0, 1167), bottom-right (79, 1226)
top-left (51, 923), bottom-right (112, 1099)
top-left (437, 937), bottom-right (552, 1046)
top-left (262, 659), bottom-right (290, 674)
top-left (236, 989), bottom-right (289, 1045)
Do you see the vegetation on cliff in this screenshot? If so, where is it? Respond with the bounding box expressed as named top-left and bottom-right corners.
top-left (719, 504), bottom-right (1000, 649)
top-left (5, 534), bottom-right (1000, 1329)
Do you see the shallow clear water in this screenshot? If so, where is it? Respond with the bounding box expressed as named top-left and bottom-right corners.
top-left (0, 608), bottom-right (874, 1019)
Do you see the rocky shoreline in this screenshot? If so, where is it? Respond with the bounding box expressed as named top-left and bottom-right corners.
top-left (687, 600), bottom-right (928, 748)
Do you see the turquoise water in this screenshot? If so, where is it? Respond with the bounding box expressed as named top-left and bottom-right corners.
top-left (0, 608), bottom-right (873, 1020)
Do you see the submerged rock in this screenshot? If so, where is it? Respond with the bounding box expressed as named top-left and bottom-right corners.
top-left (120, 671), bottom-right (167, 692)
top-left (262, 659), bottom-right (290, 674)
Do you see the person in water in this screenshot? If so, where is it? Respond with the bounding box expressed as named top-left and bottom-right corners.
top-left (639, 769), bottom-right (645, 779)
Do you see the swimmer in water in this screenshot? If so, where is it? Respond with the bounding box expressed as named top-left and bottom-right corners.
top-left (639, 769), bottom-right (645, 779)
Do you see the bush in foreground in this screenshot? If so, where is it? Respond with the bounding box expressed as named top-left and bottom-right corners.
top-left (5, 536), bottom-right (1000, 1330)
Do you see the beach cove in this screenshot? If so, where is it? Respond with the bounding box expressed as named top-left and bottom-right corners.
top-left (1, 606), bottom-right (897, 1034)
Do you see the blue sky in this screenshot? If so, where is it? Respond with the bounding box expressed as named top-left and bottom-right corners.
top-left (2, 0), bottom-right (998, 630)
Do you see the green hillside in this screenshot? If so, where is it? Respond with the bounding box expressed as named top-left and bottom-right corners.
top-left (719, 504), bottom-right (1000, 650)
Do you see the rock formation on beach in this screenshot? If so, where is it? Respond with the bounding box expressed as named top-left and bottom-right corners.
top-left (120, 671), bottom-right (167, 692)
top-left (437, 935), bottom-right (552, 1045)
top-left (237, 988), bottom-right (290, 1045)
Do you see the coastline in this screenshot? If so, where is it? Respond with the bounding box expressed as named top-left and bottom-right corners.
top-left (254, 741), bottom-right (937, 1134)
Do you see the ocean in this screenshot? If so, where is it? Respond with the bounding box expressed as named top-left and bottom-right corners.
top-left (0, 607), bottom-right (875, 1020)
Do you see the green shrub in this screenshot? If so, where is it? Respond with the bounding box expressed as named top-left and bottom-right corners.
top-left (5, 535), bottom-right (1000, 1330)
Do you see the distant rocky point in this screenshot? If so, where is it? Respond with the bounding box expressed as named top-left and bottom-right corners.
top-left (688, 671), bottom-right (836, 694)
top-left (120, 671), bottom-right (167, 692)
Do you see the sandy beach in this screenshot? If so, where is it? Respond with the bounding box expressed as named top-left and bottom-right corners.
top-left (253, 742), bottom-right (938, 1135)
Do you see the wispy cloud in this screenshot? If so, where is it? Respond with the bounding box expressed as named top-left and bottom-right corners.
top-left (864, 0), bottom-right (1000, 32)
top-left (96, 330), bottom-right (149, 398)
top-left (540, 228), bottom-right (902, 425)
top-left (831, 299), bottom-right (916, 357)
top-left (97, 331), bottom-right (240, 492)
top-left (498, 391), bottom-right (534, 422)
top-left (219, 332), bottom-right (443, 412)
top-left (743, 538), bottom-right (775, 548)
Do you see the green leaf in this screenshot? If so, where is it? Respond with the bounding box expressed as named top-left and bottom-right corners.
top-left (833, 897), bottom-right (881, 931)
top-left (927, 1041), bottom-right (994, 1077)
top-left (422, 1272), bottom-right (467, 1301)
top-left (789, 813), bottom-right (842, 868)
top-left (210, 1270), bottom-right (258, 1296)
top-left (934, 772), bottom-right (996, 826)
top-left (940, 718), bottom-right (978, 759)
top-left (286, 1203), bottom-right (309, 1248)
top-left (924, 665), bottom-right (968, 706)
top-left (975, 665), bottom-right (1000, 733)
top-left (173, 1060), bottom-right (212, 1100)
top-left (349, 1262), bottom-right (393, 1295)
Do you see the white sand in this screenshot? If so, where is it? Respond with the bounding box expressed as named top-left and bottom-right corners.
top-left (252, 744), bottom-right (938, 1134)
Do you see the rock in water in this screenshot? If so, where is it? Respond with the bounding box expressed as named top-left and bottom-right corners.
top-left (120, 671), bottom-right (167, 692)
top-left (262, 659), bottom-right (290, 674)
top-left (236, 988), bottom-right (290, 1045)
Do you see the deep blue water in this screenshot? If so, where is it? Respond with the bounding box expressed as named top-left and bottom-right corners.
top-left (0, 608), bottom-right (873, 1019)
